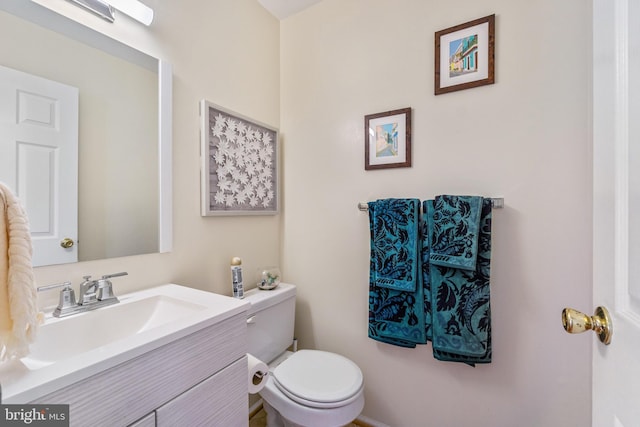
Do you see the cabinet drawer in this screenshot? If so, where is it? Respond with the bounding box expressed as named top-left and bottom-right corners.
top-left (156, 356), bottom-right (248, 427)
top-left (32, 313), bottom-right (247, 427)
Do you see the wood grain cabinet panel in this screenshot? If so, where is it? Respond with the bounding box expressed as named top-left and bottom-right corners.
top-left (32, 313), bottom-right (248, 427)
top-left (156, 357), bottom-right (248, 427)
top-left (128, 412), bottom-right (155, 427)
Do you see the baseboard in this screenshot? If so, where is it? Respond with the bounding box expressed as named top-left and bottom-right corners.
top-left (354, 414), bottom-right (391, 427)
top-left (249, 398), bottom-right (264, 419)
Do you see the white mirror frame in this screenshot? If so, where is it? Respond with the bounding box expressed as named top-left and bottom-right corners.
top-left (159, 60), bottom-right (172, 253)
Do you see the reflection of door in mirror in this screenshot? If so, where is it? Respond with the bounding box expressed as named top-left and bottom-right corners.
top-left (0, 65), bottom-right (79, 266)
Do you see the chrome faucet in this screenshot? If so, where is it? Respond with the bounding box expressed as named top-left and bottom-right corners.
top-left (78, 275), bottom-right (99, 305)
top-left (38, 272), bottom-right (128, 317)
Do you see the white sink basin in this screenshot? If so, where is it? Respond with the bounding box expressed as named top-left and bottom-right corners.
top-left (25, 294), bottom-right (206, 366)
top-left (0, 284), bottom-right (249, 403)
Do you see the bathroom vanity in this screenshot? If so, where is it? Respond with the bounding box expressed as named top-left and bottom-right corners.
top-left (0, 285), bottom-right (250, 427)
top-left (38, 314), bottom-right (247, 426)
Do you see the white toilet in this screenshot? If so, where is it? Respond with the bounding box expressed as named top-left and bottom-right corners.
top-left (245, 283), bottom-right (365, 427)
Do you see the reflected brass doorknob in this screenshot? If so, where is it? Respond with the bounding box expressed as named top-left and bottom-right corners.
top-left (60, 238), bottom-right (74, 249)
top-left (562, 306), bottom-right (612, 345)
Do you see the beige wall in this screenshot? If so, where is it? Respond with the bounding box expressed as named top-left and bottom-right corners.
top-left (281, 1), bottom-right (592, 426)
top-left (30, 0), bottom-right (281, 306)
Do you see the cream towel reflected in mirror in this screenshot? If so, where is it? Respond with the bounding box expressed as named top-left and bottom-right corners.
top-left (0, 182), bottom-right (41, 361)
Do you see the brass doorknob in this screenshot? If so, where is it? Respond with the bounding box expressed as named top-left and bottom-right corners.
top-left (60, 238), bottom-right (75, 249)
top-left (562, 306), bottom-right (612, 345)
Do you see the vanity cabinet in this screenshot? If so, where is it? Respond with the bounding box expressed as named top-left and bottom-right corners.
top-left (128, 413), bottom-right (155, 427)
top-left (31, 312), bottom-right (248, 427)
top-left (155, 357), bottom-right (246, 426)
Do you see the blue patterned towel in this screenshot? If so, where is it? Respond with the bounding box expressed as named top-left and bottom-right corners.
top-left (425, 198), bottom-right (492, 365)
top-left (368, 199), bottom-right (426, 347)
top-left (420, 211), bottom-right (433, 341)
top-left (368, 199), bottom-right (419, 292)
top-left (429, 195), bottom-right (483, 271)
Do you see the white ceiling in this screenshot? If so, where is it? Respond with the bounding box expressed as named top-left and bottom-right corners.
top-left (257, 0), bottom-right (323, 19)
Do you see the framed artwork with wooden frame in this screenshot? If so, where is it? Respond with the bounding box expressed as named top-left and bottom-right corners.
top-left (200, 100), bottom-right (279, 216)
top-left (435, 14), bottom-right (495, 95)
top-left (364, 107), bottom-right (412, 170)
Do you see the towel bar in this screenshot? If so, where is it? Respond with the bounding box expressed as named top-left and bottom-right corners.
top-left (357, 197), bottom-right (504, 212)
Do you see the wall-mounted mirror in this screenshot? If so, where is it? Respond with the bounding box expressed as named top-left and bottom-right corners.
top-left (0, 1), bottom-right (172, 267)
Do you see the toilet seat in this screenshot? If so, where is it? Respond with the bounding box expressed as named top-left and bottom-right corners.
top-left (272, 350), bottom-right (364, 409)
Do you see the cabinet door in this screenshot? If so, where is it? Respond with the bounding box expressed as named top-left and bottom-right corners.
top-left (156, 356), bottom-right (248, 427)
top-left (128, 412), bottom-right (155, 427)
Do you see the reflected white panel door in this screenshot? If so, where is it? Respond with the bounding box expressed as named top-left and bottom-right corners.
top-left (593, 0), bottom-right (640, 425)
top-left (0, 65), bottom-right (78, 266)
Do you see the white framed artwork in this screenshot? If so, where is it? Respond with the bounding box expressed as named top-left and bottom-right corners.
top-left (200, 100), bottom-right (279, 216)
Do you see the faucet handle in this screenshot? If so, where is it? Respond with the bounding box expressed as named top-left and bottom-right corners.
top-left (101, 272), bottom-right (128, 280)
top-left (96, 272), bottom-right (126, 301)
top-left (97, 281), bottom-right (118, 301)
top-left (37, 281), bottom-right (72, 292)
top-left (37, 281), bottom-right (77, 315)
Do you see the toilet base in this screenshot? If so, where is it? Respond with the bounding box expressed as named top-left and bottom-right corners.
top-left (262, 401), bottom-right (356, 427)
top-left (263, 400), bottom-right (287, 427)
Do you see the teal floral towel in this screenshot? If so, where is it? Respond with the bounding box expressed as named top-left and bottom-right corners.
top-left (429, 196), bottom-right (483, 271)
top-left (368, 199), bottom-right (426, 347)
top-left (420, 210), bottom-right (433, 341)
top-left (425, 198), bottom-right (492, 365)
top-left (366, 196), bottom-right (491, 357)
top-left (368, 199), bottom-right (419, 292)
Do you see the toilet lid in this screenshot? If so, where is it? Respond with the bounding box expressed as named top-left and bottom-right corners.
top-left (272, 350), bottom-right (363, 409)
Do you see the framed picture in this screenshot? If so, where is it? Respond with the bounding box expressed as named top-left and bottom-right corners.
top-left (364, 107), bottom-right (412, 170)
top-left (200, 100), bottom-right (279, 216)
top-left (435, 14), bottom-right (495, 95)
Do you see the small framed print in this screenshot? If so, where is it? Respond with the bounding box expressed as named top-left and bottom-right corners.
top-left (435, 14), bottom-right (495, 95)
top-left (364, 107), bottom-right (411, 170)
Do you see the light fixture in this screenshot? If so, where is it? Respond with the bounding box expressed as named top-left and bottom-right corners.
top-left (67, 0), bottom-right (115, 22)
top-left (108, 0), bottom-right (154, 26)
top-left (66, 0), bottom-right (154, 26)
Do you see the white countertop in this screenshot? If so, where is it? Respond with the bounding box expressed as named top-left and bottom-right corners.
top-left (0, 284), bottom-right (249, 404)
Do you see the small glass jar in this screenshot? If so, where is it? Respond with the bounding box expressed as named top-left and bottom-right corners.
top-left (258, 267), bottom-right (281, 290)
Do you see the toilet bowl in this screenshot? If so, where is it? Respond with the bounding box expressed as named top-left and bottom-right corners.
top-left (245, 283), bottom-right (365, 427)
top-left (260, 350), bottom-right (365, 427)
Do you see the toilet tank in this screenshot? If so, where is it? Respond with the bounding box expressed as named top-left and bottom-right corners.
top-left (245, 282), bottom-right (296, 364)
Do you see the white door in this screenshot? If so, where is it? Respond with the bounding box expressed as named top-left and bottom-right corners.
top-left (0, 64), bottom-right (78, 266)
top-left (592, 0), bottom-right (640, 425)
